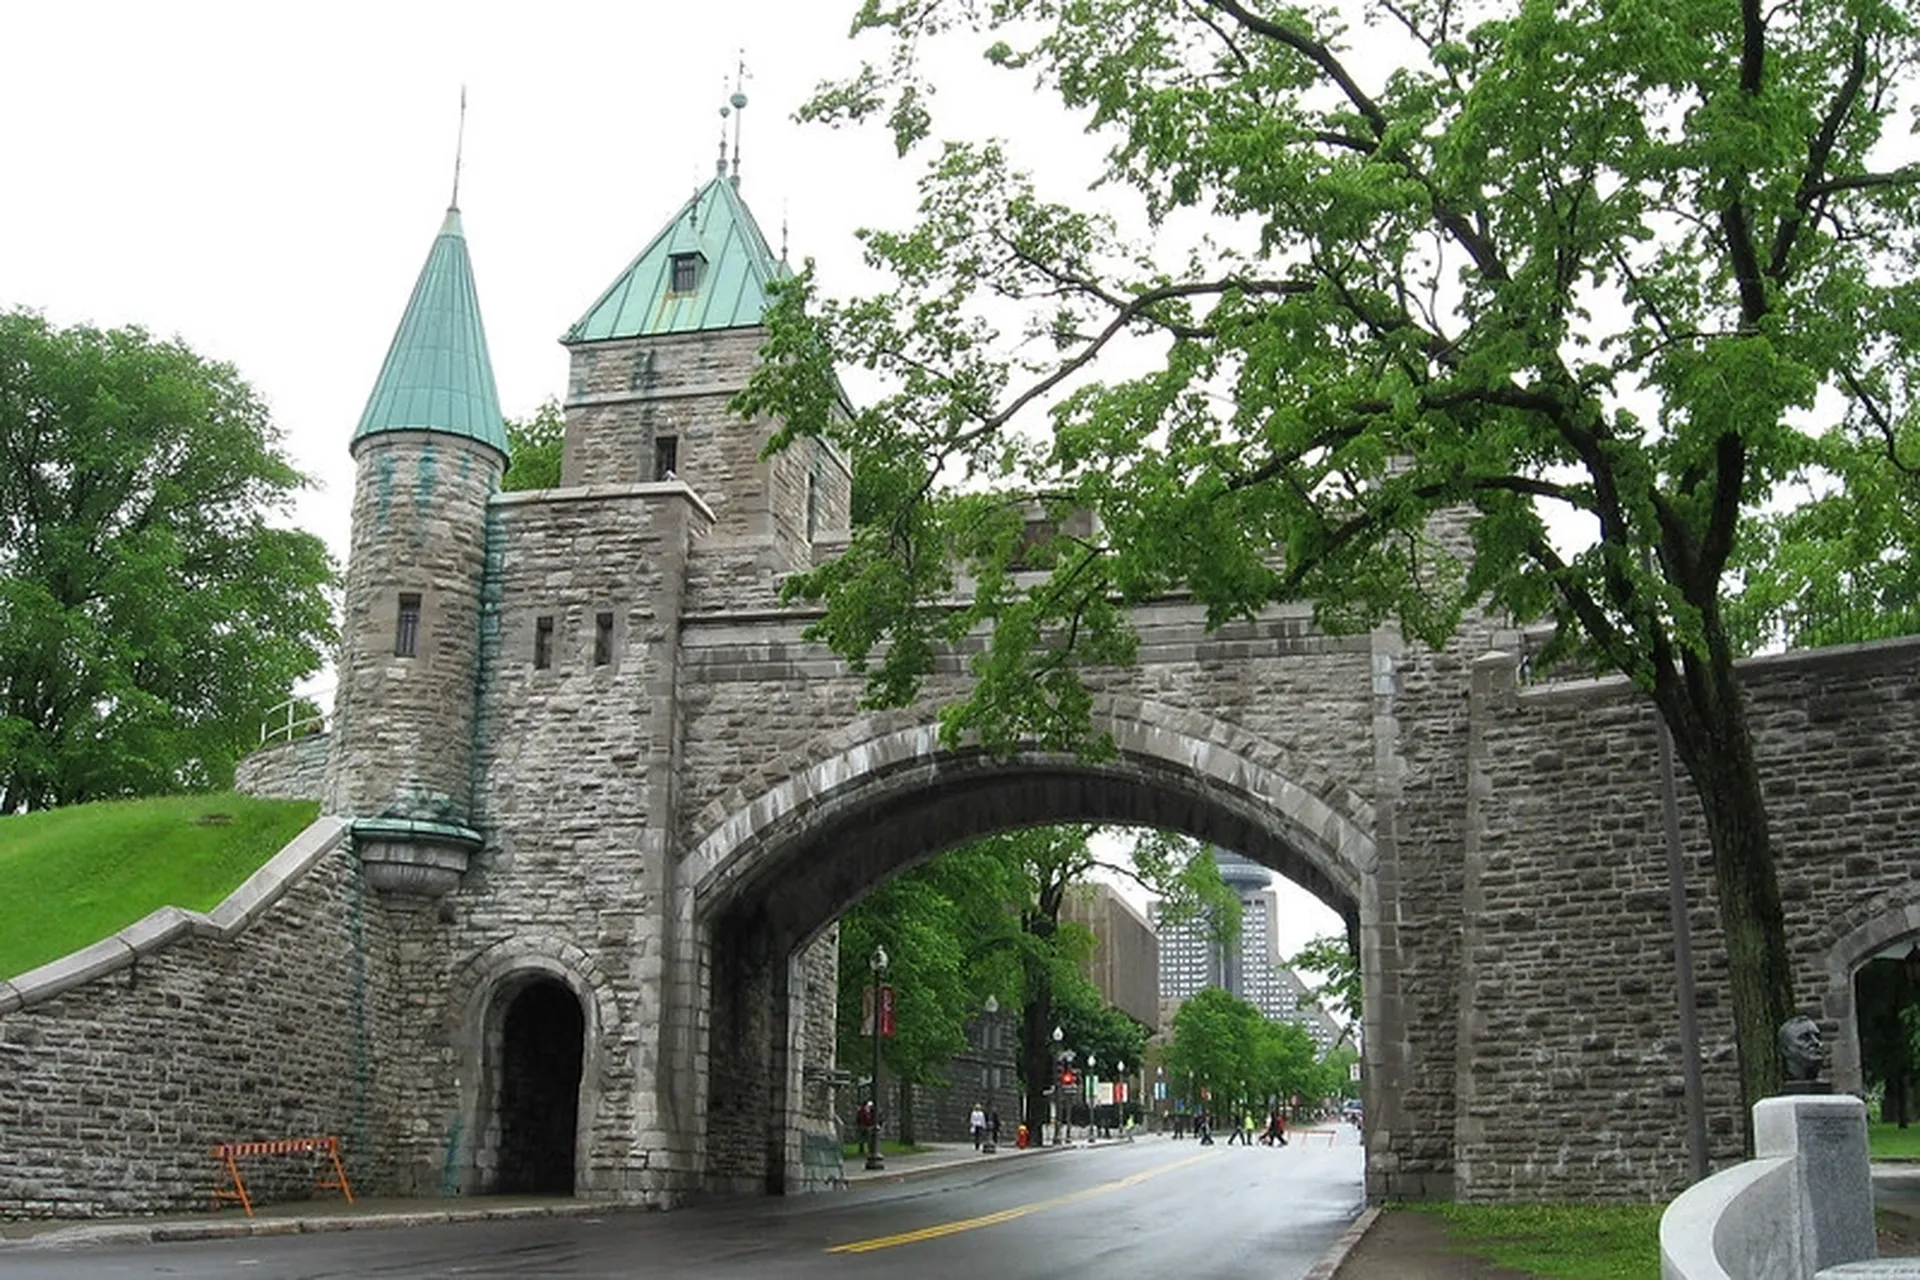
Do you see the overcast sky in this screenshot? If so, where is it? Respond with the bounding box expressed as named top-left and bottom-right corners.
top-left (2, 0), bottom-right (1341, 956)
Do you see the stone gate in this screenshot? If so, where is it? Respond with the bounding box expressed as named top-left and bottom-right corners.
top-left (5, 163), bottom-right (1920, 1217)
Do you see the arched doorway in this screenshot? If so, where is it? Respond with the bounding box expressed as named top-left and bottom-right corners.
top-left (492, 978), bottom-right (585, 1194)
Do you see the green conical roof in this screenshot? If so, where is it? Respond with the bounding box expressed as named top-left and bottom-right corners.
top-left (354, 207), bottom-right (508, 456)
top-left (564, 177), bottom-right (786, 343)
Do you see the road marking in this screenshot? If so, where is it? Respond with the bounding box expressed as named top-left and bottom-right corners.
top-left (827, 1151), bottom-right (1215, 1254)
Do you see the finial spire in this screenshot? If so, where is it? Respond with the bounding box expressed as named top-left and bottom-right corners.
top-left (450, 85), bottom-right (468, 211)
top-left (727, 51), bottom-right (748, 189)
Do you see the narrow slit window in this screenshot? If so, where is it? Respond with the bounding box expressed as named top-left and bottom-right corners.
top-left (654, 436), bottom-right (678, 481)
top-left (594, 612), bottom-right (614, 666)
top-left (534, 615), bottom-right (554, 670)
top-left (394, 593), bottom-right (421, 658)
top-left (670, 253), bottom-right (701, 294)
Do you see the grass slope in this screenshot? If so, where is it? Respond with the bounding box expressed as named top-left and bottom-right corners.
top-left (0, 793), bottom-right (319, 980)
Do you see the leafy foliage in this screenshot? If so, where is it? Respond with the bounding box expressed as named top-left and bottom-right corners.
top-left (501, 398), bottom-right (564, 492)
top-left (836, 824), bottom-right (1235, 1139)
top-left (0, 311), bottom-right (335, 811)
top-left (752, 0), bottom-right (1920, 1112)
top-left (1162, 986), bottom-right (1321, 1115)
top-left (1290, 931), bottom-right (1360, 1041)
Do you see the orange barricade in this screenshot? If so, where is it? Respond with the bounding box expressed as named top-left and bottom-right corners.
top-left (209, 1135), bottom-right (354, 1217)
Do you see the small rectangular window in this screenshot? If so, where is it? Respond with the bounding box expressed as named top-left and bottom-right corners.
top-left (594, 612), bottom-right (614, 666)
top-left (534, 615), bottom-right (554, 670)
top-left (670, 253), bottom-right (700, 293)
top-left (654, 436), bottom-right (678, 481)
top-left (394, 593), bottom-right (421, 658)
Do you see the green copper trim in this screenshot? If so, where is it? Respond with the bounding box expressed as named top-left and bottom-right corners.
top-left (354, 208), bottom-right (508, 456)
top-left (564, 177), bottom-right (788, 343)
top-left (350, 816), bottom-right (485, 850)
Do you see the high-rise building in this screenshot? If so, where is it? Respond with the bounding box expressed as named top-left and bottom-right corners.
top-left (1151, 851), bottom-right (1341, 1055)
top-left (1061, 882), bottom-right (1159, 1032)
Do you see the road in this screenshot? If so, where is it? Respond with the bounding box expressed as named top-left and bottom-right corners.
top-left (4, 1132), bottom-right (1365, 1279)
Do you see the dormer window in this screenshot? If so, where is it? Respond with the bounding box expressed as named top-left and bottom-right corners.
top-left (669, 253), bottom-right (702, 294)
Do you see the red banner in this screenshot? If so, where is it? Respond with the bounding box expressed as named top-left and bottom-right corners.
top-left (861, 984), bottom-right (898, 1037)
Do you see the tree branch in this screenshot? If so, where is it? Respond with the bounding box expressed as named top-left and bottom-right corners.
top-left (1769, 22), bottom-right (1868, 282)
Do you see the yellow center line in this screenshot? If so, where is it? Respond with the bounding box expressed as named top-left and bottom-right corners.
top-left (826, 1150), bottom-right (1216, 1254)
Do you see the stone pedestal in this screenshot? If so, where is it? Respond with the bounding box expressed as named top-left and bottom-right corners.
top-left (1754, 1094), bottom-right (1875, 1274)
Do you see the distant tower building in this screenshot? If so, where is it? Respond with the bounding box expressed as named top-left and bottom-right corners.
top-left (1151, 850), bottom-right (1339, 1055)
top-left (1060, 883), bottom-right (1159, 1032)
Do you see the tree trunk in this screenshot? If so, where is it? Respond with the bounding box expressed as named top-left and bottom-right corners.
top-left (1662, 643), bottom-right (1795, 1123)
top-left (1021, 967), bottom-right (1055, 1144)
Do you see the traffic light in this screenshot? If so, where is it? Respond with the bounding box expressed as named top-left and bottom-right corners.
top-left (1060, 1068), bottom-right (1077, 1087)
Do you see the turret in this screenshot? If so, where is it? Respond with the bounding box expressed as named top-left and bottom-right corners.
top-left (327, 204), bottom-right (508, 897)
top-left (558, 165), bottom-right (849, 560)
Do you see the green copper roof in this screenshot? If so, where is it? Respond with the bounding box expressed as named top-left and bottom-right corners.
top-left (354, 208), bottom-right (508, 456)
top-left (564, 177), bottom-right (786, 343)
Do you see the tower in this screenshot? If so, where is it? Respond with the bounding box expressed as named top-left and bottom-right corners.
top-left (327, 202), bottom-right (508, 896)
top-left (558, 156), bottom-right (845, 567)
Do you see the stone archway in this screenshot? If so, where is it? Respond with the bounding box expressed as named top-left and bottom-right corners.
top-left (1820, 899), bottom-right (1920, 1100)
top-left (677, 710), bottom-right (1375, 1198)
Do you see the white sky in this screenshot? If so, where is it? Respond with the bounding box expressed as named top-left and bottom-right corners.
top-left (1, 0), bottom-right (1339, 948)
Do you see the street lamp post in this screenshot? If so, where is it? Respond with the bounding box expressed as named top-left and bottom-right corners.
top-left (1117, 1059), bottom-right (1127, 1139)
top-left (1087, 1053), bottom-right (1098, 1139)
top-left (866, 945), bottom-right (889, 1171)
top-left (982, 994), bottom-right (999, 1153)
top-left (1051, 1025), bottom-right (1064, 1145)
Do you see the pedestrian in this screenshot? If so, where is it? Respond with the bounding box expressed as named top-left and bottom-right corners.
top-left (1243, 1111), bottom-right (1257, 1146)
top-left (1197, 1110), bottom-right (1213, 1145)
top-left (1173, 1112), bottom-right (1187, 1140)
top-left (1266, 1111), bottom-right (1287, 1147)
top-left (988, 1107), bottom-right (1001, 1148)
top-left (969, 1101), bottom-right (987, 1150)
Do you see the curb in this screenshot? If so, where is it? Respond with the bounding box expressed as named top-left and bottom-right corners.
top-left (1302, 1205), bottom-right (1381, 1280)
top-left (3, 1200), bottom-right (618, 1252)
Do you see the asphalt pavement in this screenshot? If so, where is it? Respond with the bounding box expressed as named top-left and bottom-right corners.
top-left (0, 1127), bottom-right (1384, 1276)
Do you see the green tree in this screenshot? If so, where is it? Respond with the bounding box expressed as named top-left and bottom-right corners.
top-left (1163, 986), bottom-right (1280, 1117)
top-left (743, 0), bottom-right (1920, 1112)
top-left (0, 311), bottom-right (335, 811)
top-left (501, 398), bottom-right (564, 492)
top-left (836, 847), bottom-right (1021, 1141)
top-left (1290, 932), bottom-right (1361, 1048)
top-left (1732, 429), bottom-right (1920, 650)
top-left (838, 825), bottom-right (1233, 1142)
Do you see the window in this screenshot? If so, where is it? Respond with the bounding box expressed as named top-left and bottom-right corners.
top-left (534, 615), bottom-right (554, 670)
top-left (669, 253), bottom-right (700, 294)
top-left (394, 593), bottom-right (421, 658)
top-left (654, 436), bottom-right (678, 481)
top-left (594, 612), bottom-right (614, 666)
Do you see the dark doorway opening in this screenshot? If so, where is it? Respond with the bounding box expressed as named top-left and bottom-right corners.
top-left (494, 978), bottom-right (584, 1194)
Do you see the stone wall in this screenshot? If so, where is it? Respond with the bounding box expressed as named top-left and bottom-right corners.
top-left (0, 823), bottom-right (402, 1217)
top-left (1457, 637), bottom-right (1920, 1201)
top-left (234, 733), bottom-right (331, 802)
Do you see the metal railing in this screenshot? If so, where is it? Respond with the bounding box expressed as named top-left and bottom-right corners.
top-left (259, 686), bottom-right (334, 746)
